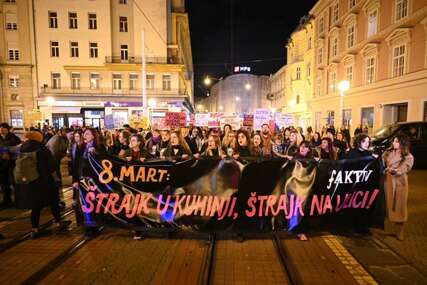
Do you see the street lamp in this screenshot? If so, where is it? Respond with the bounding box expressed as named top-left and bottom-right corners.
top-left (338, 80), bottom-right (350, 128)
top-left (245, 83), bottom-right (252, 90)
top-left (46, 96), bottom-right (55, 106)
top-left (235, 96), bottom-right (240, 101)
top-left (204, 76), bottom-right (212, 86)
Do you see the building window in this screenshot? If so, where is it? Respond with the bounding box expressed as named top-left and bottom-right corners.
top-left (319, 18), bottom-right (324, 35)
top-left (329, 71), bottom-right (337, 93)
top-left (349, 0), bottom-right (356, 9)
top-left (332, 2), bottom-right (339, 24)
top-left (119, 0), bottom-right (127, 3)
top-left (367, 10), bottom-right (378, 38)
top-left (296, 67), bottom-right (301, 80)
top-left (129, 74), bottom-right (138, 90)
top-left (6, 15), bottom-right (17, 30)
top-left (90, 73), bottom-right (100, 89)
top-left (10, 110), bottom-right (23, 128)
top-left (331, 37), bottom-right (338, 57)
top-left (424, 101), bottom-right (427, 121)
top-left (306, 62), bottom-right (311, 77)
top-left (316, 76), bottom-right (322, 96)
top-left (70, 42), bottom-right (79, 57)
top-left (318, 47), bottom-right (323, 64)
top-left (307, 37), bottom-right (312, 50)
top-left (69, 12), bottom-right (78, 29)
top-left (89, 42), bottom-right (98, 58)
top-left (327, 111), bottom-right (335, 126)
top-left (146, 74), bottom-right (155, 89)
top-left (395, 0), bottom-right (408, 21)
top-left (49, 11), bottom-right (58, 28)
top-left (296, 94), bottom-right (300, 104)
top-left (113, 74), bottom-right (122, 90)
top-left (119, 16), bottom-right (128, 32)
top-left (50, 41), bottom-right (59, 57)
top-left (347, 24), bottom-right (355, 48)
top-left (120, 44), bottom-right (128, 61)
top-left (9, 75), bottom-right (19, 88)
top-left (5, 0), bottom-right (17, 3)
top-left (88, 13), bottom-right (97, 30)
top-left (392, 45), bottom-right (406, 77)
top-left (8, 49), bottom-right (19, 61)
top-left (52, 72), bottom-right (61, 89)
top-left (345, 65), bottom-right (353, 86)
top-left (6, 22), bottom-right (17, 30)
top-left (71, 73), bottom-right (80, 90)
top-left (162, 74), bottom-right (171, 90)
top-left (366, 57), bottom-right (375, 84)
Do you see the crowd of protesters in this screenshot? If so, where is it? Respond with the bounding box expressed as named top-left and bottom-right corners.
top-left (0, 121), bottom-right (413, 241)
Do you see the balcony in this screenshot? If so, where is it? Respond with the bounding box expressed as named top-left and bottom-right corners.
top-left (105, 56), bottom-right (183, 65)
top-left (40, 87), bottom-right (188, 97)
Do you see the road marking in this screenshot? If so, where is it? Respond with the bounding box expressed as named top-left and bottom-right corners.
top-left (322, 235), bottom-right (378, 285)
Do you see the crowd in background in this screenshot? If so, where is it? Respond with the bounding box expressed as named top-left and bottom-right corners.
top-left (0, 121), bottom-right (414, 241)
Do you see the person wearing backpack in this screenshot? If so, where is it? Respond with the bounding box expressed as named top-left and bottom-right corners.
top-left (14, 130), bottom-right (71, 239)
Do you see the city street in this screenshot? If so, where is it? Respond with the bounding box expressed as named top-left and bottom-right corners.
top-left (1, 0), bottom-right (427, 284)
top-left (0, 166), bottom-right (426, 285)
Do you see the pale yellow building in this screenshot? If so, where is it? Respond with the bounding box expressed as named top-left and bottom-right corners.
top-left (0, 0), bottom-right (37, 129)
top-left (309, 0), bottom-right (427, 133)
top-left (282, 15), bottom-right (315, 129)
top-left (1, 0), bottom-right (193, 129)
top-left (269, 65), bottom-right (287, 111)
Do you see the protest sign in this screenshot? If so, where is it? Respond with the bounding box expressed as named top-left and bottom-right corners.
top-left (165, 112), bottom-right (187, 128)
top-left (254, 109), bottom-right (272, 130)
top-left (195, 113), bottom-right (210, 127)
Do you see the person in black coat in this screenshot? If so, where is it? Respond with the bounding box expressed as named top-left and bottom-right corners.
top-left (346, 133), bottom-right (377, 159)
top-left (161, 131), bottom-right (192, 161)
top-left (14, 131), bottom-right (70, 239)
top-left (0, 123), bottom-right (21, 206)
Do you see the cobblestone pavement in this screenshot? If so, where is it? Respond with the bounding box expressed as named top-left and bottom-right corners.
top-left (339, 170), bottom-right (427, 284)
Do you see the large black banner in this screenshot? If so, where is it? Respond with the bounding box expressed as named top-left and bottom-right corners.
top-left (79, 154), bottom-right (384, 233)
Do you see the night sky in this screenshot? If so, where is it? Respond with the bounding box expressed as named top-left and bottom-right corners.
top-left (186, 0), bottom-right (318, 98)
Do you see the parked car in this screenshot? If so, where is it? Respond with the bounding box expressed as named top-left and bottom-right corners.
top-left (371, 121), bottom-right (427, 169)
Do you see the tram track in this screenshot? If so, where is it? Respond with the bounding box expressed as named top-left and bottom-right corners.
top-left (0, 207), bottom-right (75, 255)
top-left (21, 227), bottom-right (104, 285)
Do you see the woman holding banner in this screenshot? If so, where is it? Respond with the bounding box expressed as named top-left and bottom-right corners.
top-left (201, 135), bottom-right (223, 158)
top-left (80, 128), bottom-right (106, 239)
top-left (161, 131), bottom-right (192, 161)
top-left (251, 134), bottom-right (264, 157)
top-left (317, 138), bottom-right (337, 160)
top-left (234, 130), bottom-right (252, 159)
top-left (382, 135), bottom-right (414, 241)
top-left (120, 134), bottom-right (151, 163)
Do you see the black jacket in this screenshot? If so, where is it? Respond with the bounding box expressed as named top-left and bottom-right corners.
top-left (346, 148), bottom-right (373, 159)
top-left (15, 140), bottom-right (57, 209)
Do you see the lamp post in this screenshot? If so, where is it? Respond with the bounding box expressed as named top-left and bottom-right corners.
top-left (338, 80), bottom-right (350, 128)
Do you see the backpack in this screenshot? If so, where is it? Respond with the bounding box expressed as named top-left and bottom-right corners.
top-left (14, 151), bottom-right (39, 184)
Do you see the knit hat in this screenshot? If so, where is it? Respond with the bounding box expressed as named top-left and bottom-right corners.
top-left (24, 131), bottom-right (43, 143)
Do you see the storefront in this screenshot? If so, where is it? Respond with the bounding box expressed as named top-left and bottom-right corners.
top-left (52, 113), bottom-right (83, 129)
top-left (81, 108), bottom-right (105, 129)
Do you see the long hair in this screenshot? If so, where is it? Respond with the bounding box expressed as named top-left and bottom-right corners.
top-left (171, 130), bottom-right (192, 154)
top-left (71, 129), bottom-right (84, 148)
top-left (385, 135), bottom-right (411, 158)
top-left (321, 137), bottom-right (337, 160)
top-left (84, 128), bottom-right (102, 149)
top-left (205, 134), bottom-right (223, 156)
top-left (236, 129), bottom-right (252, 153)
